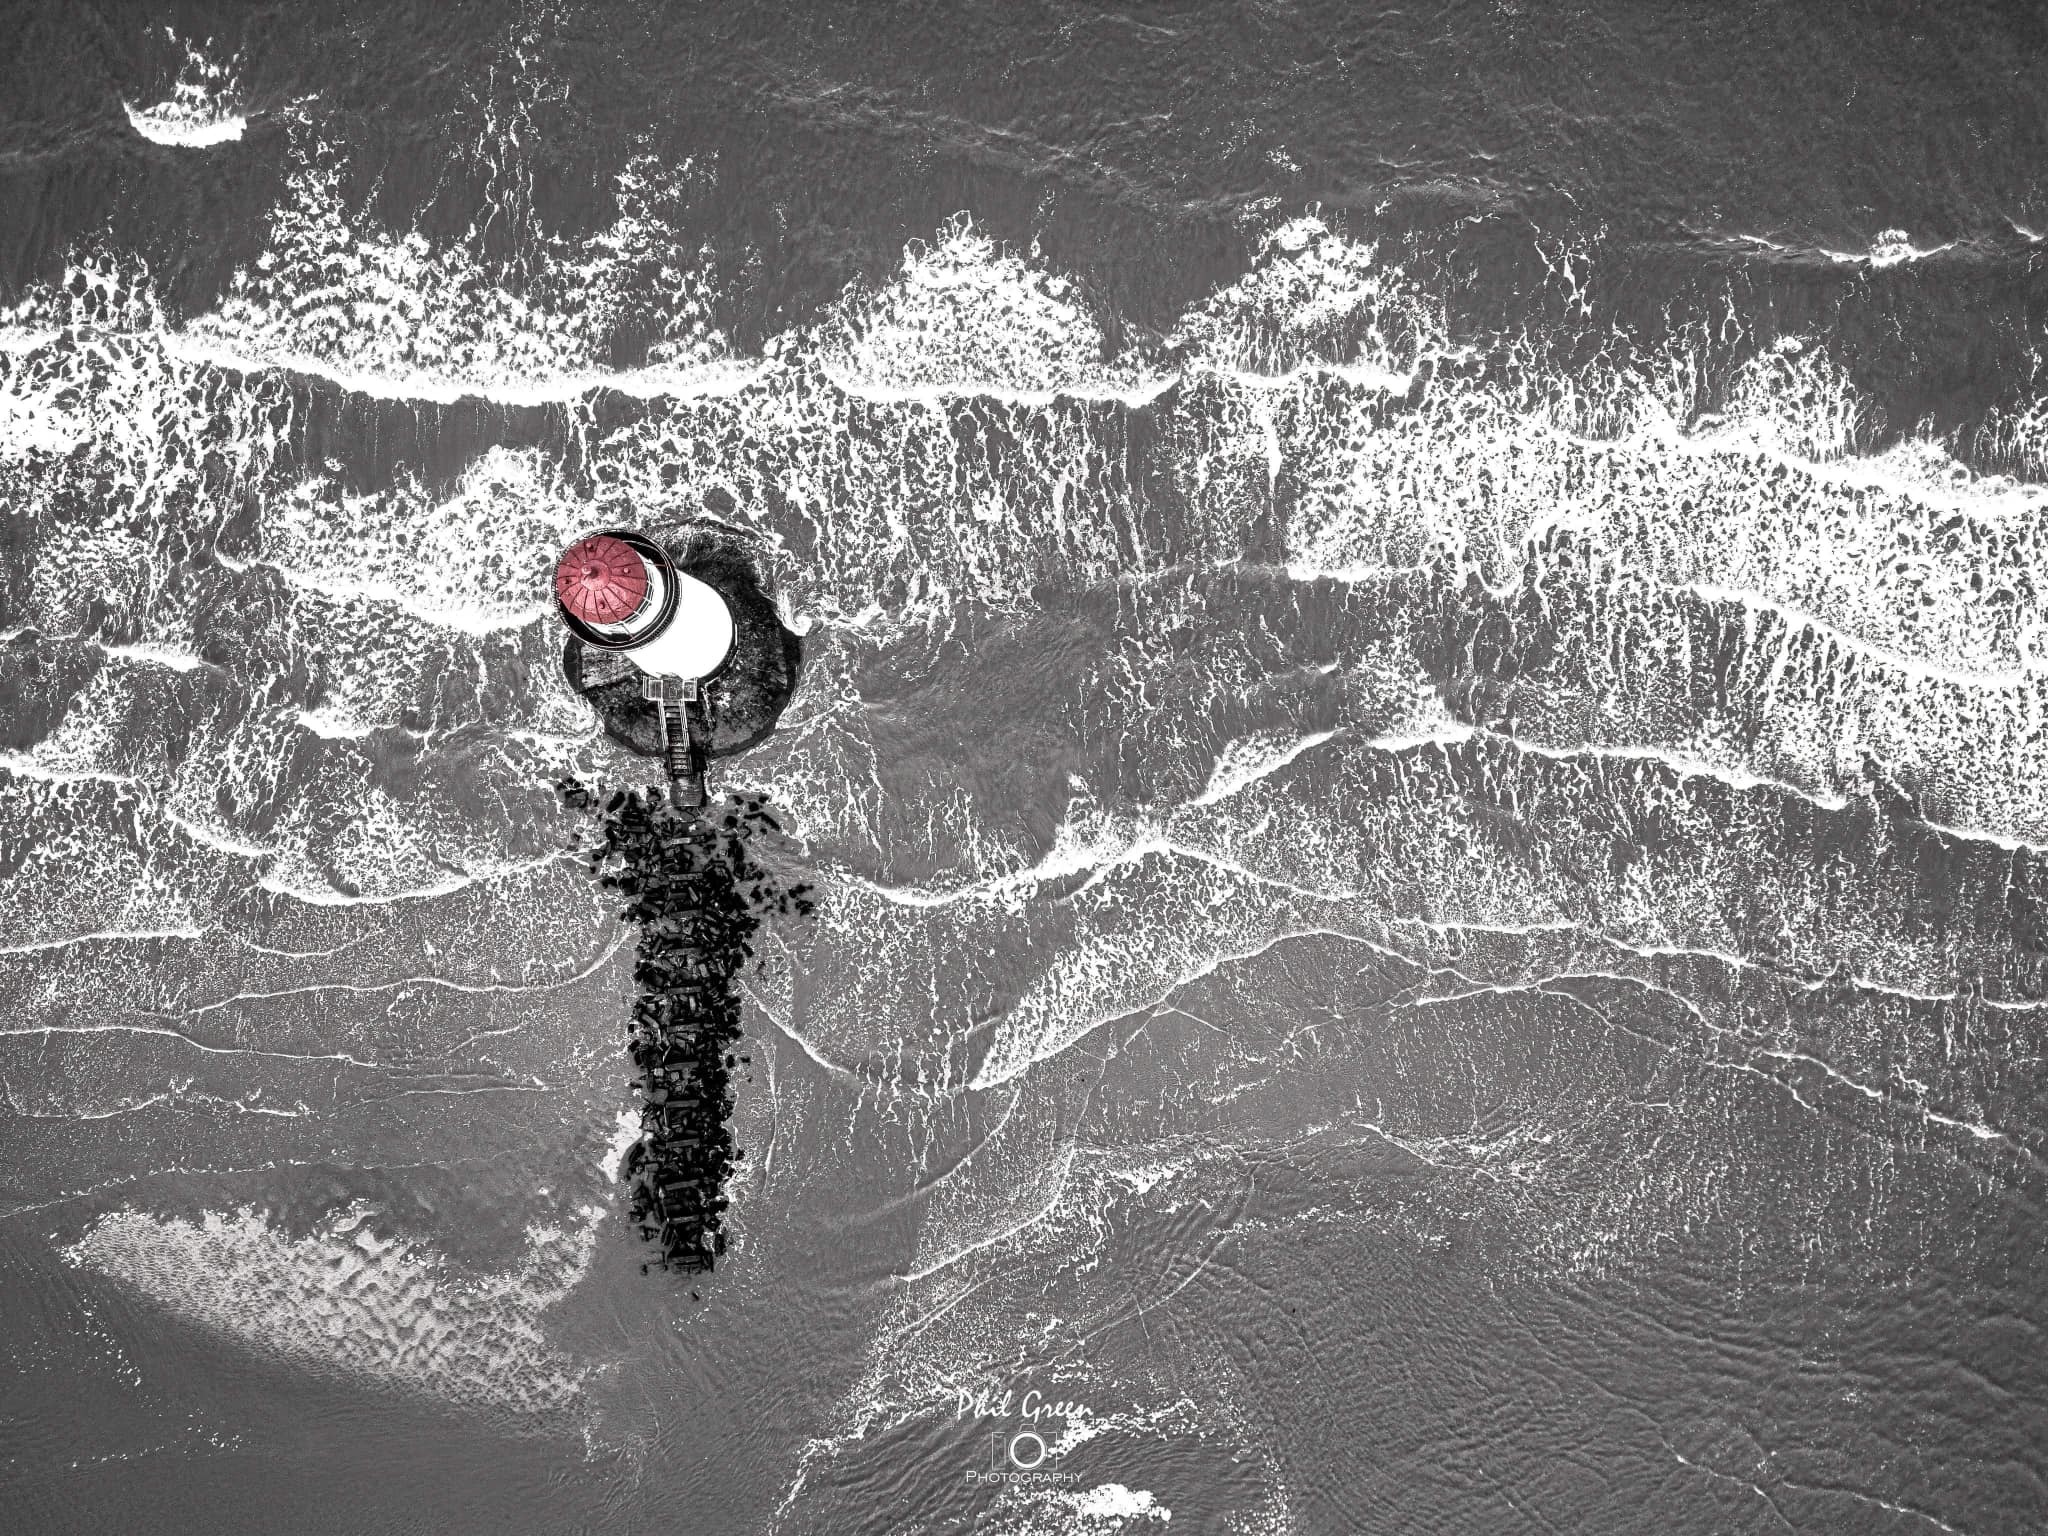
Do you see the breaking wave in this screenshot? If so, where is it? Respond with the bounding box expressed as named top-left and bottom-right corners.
top-left (122, 30), bottom-right (246, 149)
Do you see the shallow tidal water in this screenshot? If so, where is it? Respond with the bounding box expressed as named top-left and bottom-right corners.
top-left (3, 3), bottom-right (2048, 1532)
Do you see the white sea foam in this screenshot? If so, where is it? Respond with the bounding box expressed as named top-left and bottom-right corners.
top-left (122, 31), bottom-right (245, 148)
top-left (1171, 215), bottom-right (1444, 385)
top-left (0, 388), bottom-right (85, 457)
top-left (813, 215), bottom-right (1167, 404)
top-left (601, 1108), bottom-right (640, 1179)
top-left (63, 1204), bottom-right (596, 1418)
top-left (175, 147), bottom-right (741, 403)
top-left (1194, 729), bottom-right (1342, 806)
top-left (292, 704), bottom-right (376, 740)
top-left (258, 448), bottom-right (576, 634)
top-left (98, 640), bottom-right (206, 672)
top-left (1823, 227), bottom-right (1957, 268)
top-left (1067, 1484), bottom-right (1171, 1523)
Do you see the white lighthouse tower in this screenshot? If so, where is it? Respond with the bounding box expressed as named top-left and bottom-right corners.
top-left (553, 531), bottom-right (735, 803)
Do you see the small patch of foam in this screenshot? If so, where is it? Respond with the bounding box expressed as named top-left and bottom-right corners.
top-left (122, 30), bottom-right (246, 148)
top-left (1068, 1484), bottom-right (1172, 1524)
top-left (601, 1107), bottom-right (639, 1179)
top-left (1823, 227), bottom-right (1956, 268)
top-left (292, 704), bottom-right (376, 741)
top-left (0, 389), bottom-right (86, 458)
top-left (98, 640), bottom-right (205, 672)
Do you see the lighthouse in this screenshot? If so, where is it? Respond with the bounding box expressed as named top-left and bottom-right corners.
top-left (551, 521), bottom-right (804, 805)
top-left (554, 530), bottom-right (736, 804)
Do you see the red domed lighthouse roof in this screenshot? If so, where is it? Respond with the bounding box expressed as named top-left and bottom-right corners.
top-left (555, 534), bottom-right (650, 625)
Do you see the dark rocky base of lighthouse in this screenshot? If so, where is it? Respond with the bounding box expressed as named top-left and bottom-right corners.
top-left (560, 778), bottom-right (813, 1274)
top-left (564, 521), bottom-right (803, 770)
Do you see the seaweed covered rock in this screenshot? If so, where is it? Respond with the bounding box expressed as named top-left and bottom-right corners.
top-left (561, 779), bottom-right (814, 1273)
